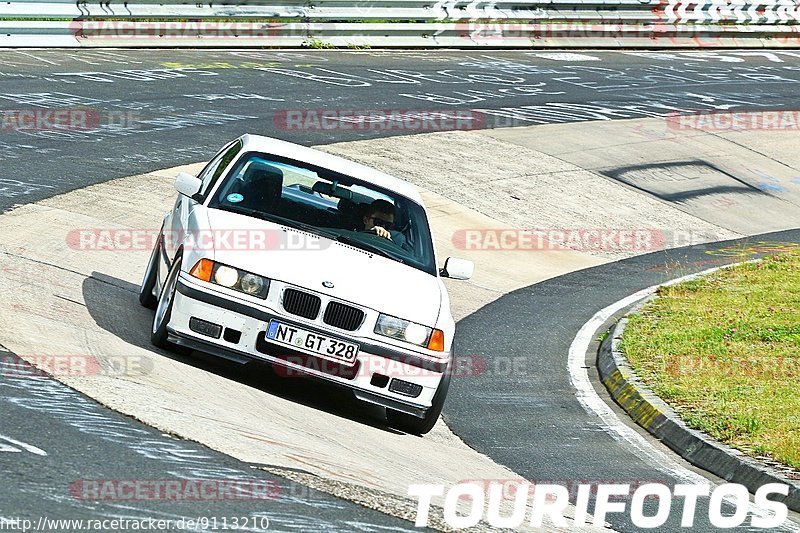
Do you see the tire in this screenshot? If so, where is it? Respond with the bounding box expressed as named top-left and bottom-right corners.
top-left (139, 233), bottom-right (161, 309)
top-left (151, 254), bottom-right (181, 349)
top-left (386, 362), bottom-right (452, 435)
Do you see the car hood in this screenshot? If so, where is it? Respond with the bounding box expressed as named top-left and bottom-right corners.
top-left (204, 208), bottom-right (442, 326)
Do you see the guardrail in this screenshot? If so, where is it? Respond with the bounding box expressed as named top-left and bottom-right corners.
top-left (0, 0), bottom-right (799, 47)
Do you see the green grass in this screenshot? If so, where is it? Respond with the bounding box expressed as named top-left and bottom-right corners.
top-left (621, 251), bottom-right (800, 469)
top-left (301, 37), bottom-right (336, 49)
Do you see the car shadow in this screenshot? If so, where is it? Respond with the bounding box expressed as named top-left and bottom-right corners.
top-left (82, 271), bottom-right (402, 434)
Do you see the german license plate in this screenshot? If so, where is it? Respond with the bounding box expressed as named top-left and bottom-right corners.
top-left (266, 320), bottom-right (359, 365)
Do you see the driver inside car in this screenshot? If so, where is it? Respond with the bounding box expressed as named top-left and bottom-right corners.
top-left (362, 199), bottom-right (410, 250)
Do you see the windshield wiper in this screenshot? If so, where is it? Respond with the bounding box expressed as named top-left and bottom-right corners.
top-left (335, 235), bottom-right (405, 264)
top-left (275, 218), bottom-right (340, 241)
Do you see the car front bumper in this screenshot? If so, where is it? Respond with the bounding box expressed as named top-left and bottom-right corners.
top-left (167, 275), bottom-right (449, 418)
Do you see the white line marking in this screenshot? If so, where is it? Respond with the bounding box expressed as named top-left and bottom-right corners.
top-left (567, 263), bottom-right (799, 531)
top-left (0, 434), bottom-right (47, 456)
top-left (0, 443), bottom-right (21, 453)
top-left (530, 52), bottom-right (602, 62)
top-left (12, 51), bottom-right (58, 66)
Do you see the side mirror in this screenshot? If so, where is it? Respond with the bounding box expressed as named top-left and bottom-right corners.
top-left (440, 257), bottom-right (474, 280)
top-left (174, 172), bottom-right (202, 198)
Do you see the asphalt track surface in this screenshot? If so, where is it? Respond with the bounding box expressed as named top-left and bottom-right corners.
top-left (0, 347), bottom-right (418, 531)
top-left (2, 49), bottom-right (800, 210)
top-left (449, 230), bottom-right (800, 532)
top-left (1, 49), bottom-right (800, 532)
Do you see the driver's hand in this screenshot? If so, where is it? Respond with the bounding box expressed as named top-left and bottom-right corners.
top-left (369, 226), bottom-right (392, 240)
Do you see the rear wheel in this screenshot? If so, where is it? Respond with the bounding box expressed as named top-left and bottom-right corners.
top-left (151, 255), bottom-right (181, 349)
top-left (386, 363), bottom-right (452, 435)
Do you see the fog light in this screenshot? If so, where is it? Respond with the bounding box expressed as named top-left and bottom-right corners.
top-left (189, 317), bottom-right (222, 339)
top-left (389, 379), bottom-right (423, 398)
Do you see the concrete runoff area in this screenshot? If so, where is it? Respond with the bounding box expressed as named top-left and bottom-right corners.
top-left (320, 130), bottom-right (742, 258)
top-left (0, 167), bottom-right (600, 530)
top-left (0, 115), bottom-right (797, 526)
top-left (483, 119), bottom-right (800, 236)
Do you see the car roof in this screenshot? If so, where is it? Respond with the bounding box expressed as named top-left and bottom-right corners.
top-left (240, 134), bottom-right (424, 205)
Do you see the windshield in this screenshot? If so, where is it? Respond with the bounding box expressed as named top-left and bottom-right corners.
top-left (208, 152), bottom-right (437, 276)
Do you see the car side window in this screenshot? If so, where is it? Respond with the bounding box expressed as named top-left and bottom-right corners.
top-left (196, 140), bottom-right (243, 201)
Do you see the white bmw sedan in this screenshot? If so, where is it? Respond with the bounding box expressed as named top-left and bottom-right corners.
top-left (139, 134), bottom-right (473, 434)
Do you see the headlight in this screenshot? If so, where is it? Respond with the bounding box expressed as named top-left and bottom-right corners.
top-left (376, 315), bottom-right (406, 338)
top-left (189, 259), bottom-right (270, 299)
top-left (404, 323), bottom-right (430, 345)
top-left (375, 314), bottom-right (436, 348)
top-left (240, 273), bottom-right (265, 295)
top-left (214, 265), bottom-right (239, 287)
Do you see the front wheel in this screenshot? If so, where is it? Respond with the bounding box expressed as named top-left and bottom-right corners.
top-left (386, 364), bottom-right (452, 435)
top-left (139, 233), bottom-right (161, 309)
top-left (151, 255), bottom-right (181, 349)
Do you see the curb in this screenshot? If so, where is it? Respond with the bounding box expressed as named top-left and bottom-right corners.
top-left (597, 307), bottom-right (800, 513)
